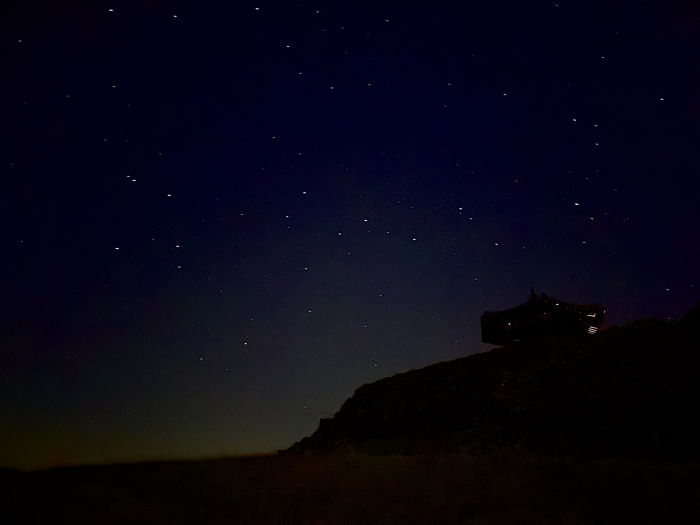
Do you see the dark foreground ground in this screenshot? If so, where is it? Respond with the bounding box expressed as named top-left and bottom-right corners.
top-left (2, 450), bottom-right (699, 524)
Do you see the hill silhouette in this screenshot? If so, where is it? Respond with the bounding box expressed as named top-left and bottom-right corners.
top-left (290, 302), bottom-right (700, 458)
top-left (2, 304), bottom-right (699, 524)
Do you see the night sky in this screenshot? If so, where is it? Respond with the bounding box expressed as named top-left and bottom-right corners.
top-left (2, 1), bottom-right (699, 470)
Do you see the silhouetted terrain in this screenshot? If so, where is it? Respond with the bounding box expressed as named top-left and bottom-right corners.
top-left (3, 452), bottom-right (699, 524)
top-left (291, 303), bottom-right (700, 458)
top-left (2, 304), bottom-right (699, 524)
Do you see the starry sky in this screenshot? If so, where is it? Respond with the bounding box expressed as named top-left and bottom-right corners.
top-left (2, 1), bottom-right (699, 470)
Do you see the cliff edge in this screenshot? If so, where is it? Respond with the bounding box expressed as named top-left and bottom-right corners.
top-left (289, 303), bottom-right (700, 458)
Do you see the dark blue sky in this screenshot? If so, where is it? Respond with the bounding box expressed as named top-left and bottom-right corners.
top-left (2, 0), bottom-right (698, 469)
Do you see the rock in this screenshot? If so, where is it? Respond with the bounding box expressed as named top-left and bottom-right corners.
top-left (288, 302), bottom-right (700, 458)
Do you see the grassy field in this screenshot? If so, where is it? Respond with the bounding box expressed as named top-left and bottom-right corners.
top-left (3, 449), bottom-right (699, 524)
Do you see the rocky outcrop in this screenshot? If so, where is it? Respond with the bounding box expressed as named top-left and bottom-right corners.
top-left (289, 302), bottom-right (700, 458)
